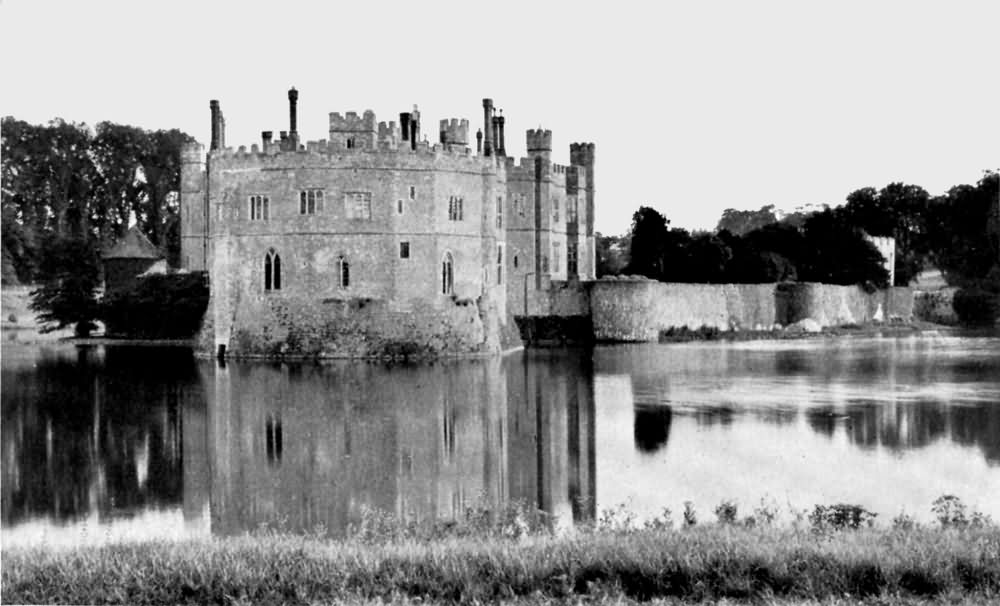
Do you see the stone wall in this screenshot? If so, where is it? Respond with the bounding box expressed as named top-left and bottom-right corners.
top-left (591, 278), bottom-right (914, 342)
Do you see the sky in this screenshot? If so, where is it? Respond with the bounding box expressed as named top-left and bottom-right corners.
top-left (2, 0), bottom-right (997, 235)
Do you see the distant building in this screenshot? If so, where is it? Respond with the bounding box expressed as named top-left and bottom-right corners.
top-left (181, 89), bottom-right (596, 357)
top-left (865, 234), bottom-right (896, 286)
top-left (102, 226), bottom-right (163, 295)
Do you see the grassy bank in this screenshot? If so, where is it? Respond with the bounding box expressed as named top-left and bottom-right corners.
top-left (4, 525), bottom-right (999, 604)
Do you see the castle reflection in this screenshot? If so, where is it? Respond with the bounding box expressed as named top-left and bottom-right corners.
top-left (202, 350), bottom-right (596, 536)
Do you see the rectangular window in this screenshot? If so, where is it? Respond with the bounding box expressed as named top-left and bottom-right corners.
top-left (553, 197), bottom-right (560, 223)
top-left (567, 196), bottom-right (578, 223)
top-left (496, 244), bottom-right (503, 284)
top-left (409, 185), bottom-right (416, 200)
top-left (567, 240), bottom-right (578, 275)
top-left (400, 241), bottom-right (410, 259)
top-left (496, 195), bottom-right (503, 229)
top-left (397, 199), bottom-right (404, 215)
top-left (517, 194), bottom-right (526, 217)
top-left (346, 192), bottom-right (372, 220)
top-left (552, 242), bottom-right (561, 273)
top-left (249, 195), bottom-right (270, 221)
top-left (299, 189), bottom-right (324, 215)
top-left (448, 196), bottom-right (464, 221)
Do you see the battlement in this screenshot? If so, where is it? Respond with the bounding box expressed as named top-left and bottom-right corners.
top-left (329, 110), bottom-right (377, 150)
top-left (526, 128), bottom-right (553, 153)
top-left (570, 142), bottom-right (595, 166)
top-left (439, 118), bottom-right (469, 148)
top-left (377, 121), bottom-right (400, 148)
top-left (181, 142), bottom-right (205, 163)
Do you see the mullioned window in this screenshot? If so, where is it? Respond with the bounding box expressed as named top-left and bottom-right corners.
top-left (249, 195), bottom-right (270, 221)
top-left (300, 189), bottom-right (324, 215)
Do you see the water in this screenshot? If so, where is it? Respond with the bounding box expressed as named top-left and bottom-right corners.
top-left (2, 333), bottom-right (998, 546)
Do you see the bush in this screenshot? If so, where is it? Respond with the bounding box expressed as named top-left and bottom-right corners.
top-left (953, 287), bottom-right (999, 326)
top-left (809, 504), bottom-right (877, 531)
top-left (101, 272), bottom-right (209, 338)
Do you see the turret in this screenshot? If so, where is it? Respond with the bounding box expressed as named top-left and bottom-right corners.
top-left (439, 118), bottom-right (469, 151)
top-left (526, 128), bottom-right (552, 161)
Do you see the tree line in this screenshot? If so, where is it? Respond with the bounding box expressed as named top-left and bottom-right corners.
top-left (1, 117), bottom-right (194, 284)
top-left (597, 172), bottom-right (1000, 298)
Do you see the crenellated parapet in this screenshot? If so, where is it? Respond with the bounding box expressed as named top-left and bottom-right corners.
top-left (377, 121), bottom-right (400, 149)
top-left (526, 128), bottom-right (553, 157)
top-left (570, 142), bottom-right (595, 167)
top-left (439, 118), bottom-right (469, 151)
top-left (329, 110), bottom-right (377, 150)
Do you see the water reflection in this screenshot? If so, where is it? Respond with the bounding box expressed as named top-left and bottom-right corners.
top-left (2, 333), bottom-right (999, 544)
top-left (1, 346), bottom-right (204, 536)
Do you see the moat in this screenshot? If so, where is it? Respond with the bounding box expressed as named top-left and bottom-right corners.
top-left (3, 333), bottom-right (999, 546)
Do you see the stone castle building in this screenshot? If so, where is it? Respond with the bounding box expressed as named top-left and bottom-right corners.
top-left (181, 88), bottom-right (595, 357)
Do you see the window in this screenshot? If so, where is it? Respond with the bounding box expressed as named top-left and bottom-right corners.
top-left (517, 194), bottom-right (526, 217)
top-left (441, 251), bottom-right (454, 295)
top-left (264, 248), bottom-right (281, 291)
top-left (553, 197), bottom-right (560, 223)
top-left (567, 196), bottom-right (578, 223)
top-left (397, 199), bottom-right (404, 215)
top-left (513, 255), bottom-right (519, 269)
top-left (337, 256), bottom-right (350, 288)
top-left (346, 192), bottom-right (372, 220)
top-left (346, 137), bottom-right (356, 149)
top-left (409, 185), bottom-right (416, 200)
top-left (496, 244), bottom-right (503, 285)
top-left (567, 240), bottom-right (578, 275)
top-left (250, 195), bottom-right (270, 221)
top-left (496, 195), bottom-right (503, 229)
top-left (299, 189), bottom-right (323, 215)
top-left (552, 242), bottom-right (561, 272)
top-left (448, 196), bottom-right (464, 221)
top-left (400, 241), bottom-right (410, 259)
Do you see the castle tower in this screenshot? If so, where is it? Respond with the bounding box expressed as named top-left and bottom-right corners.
top-left (569, 142), bottom-right (596, 279)
top-left (439, 118), bottom-right (469, 152)
top-left (526, 129), bottom-right (552, 162)
top-left (179, 143), bottom-right (207, 270)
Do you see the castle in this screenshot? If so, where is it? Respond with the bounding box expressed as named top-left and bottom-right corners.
top-left (181, 88), bottom-right (595, 357)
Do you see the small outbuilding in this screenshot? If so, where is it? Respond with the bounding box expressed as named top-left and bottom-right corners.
top-left (102, 226), bottom-right (163, 296)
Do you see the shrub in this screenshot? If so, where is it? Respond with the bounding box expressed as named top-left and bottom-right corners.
top-left (953, 287), bottom-right (999, 326)
top-left (682, 501), bottom-right (697, 527)
top-left (809, 504), bottom-right (877, 531)
top-left (101, 272), bottom-right (209, 338)
top-left (714, 500), bottom-right (738, 525)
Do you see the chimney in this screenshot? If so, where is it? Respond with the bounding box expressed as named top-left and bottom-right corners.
top-left (209, 100), bottom-right (221, 150)
top-left (497, 110), bottom-right (506, 156)
top-left (476, 129), bottom-right (483, 154)
top-left (261, 131), bottom-right (273, 152)
top-left (288, 87), bottom-right (299, 148)
top-left (482, 98), bottom-right (494, 156)
top-left (399, 113), bottom-right (411, 142)
top-left (410, 105), bottom-right (420, 150)
top-left (491, 111), bottom-right (500, 156)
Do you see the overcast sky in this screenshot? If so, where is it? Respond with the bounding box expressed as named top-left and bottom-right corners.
top-left (2, 0), bottom-right (997, 235)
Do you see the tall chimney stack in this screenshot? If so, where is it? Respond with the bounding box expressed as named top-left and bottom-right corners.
top-left (476, 129), bottom-right (483, 154)
top-left (399, 113), bottom-right (411, 142)
top-left (497, 110), bottom-right (506, 156)
top-left (482, 98), bottom-right (494, 156)
top-left (288, 87), bottom-right (299, 148)
top-left (209, 100), bottom-right (221, 150)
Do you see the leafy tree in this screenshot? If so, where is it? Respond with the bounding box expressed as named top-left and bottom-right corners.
top-left (928, 171), bottom-right (999, 289)
top-left (624, 206), bottom-right (670, 279)
top-left (842, 183), bottom-right (931, 285)
top-left (29, 236), bottom-right (101, 336)
top-left (715, 204), bottom-right (779, 236)
top-left (595, 232), bottom-right (629, 277)
top-left (800, 209), bottom-right (889, 290)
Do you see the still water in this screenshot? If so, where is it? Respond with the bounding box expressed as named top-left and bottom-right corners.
top-left (3, 334), bottom-right (998, 546)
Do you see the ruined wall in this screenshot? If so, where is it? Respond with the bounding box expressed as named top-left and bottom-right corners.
top-left (591, 279), bottom-right (914, 342)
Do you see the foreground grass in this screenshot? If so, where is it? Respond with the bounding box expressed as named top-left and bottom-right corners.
top-left (4, 526), bottom-right (999, 605)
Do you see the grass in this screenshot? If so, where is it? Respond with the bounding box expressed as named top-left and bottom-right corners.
top-left (4, 524), bottom-right (999, 604)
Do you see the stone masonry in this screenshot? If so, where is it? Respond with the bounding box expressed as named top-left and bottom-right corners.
top-left (181, 89), bottom-right (596, 358)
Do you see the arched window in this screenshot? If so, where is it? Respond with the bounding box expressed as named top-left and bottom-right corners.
top-left (441, 251), bottom-right (454, 295)
top-left (338, 255), bottom-right (350, 288)
top-left (264, 248), bottom-right (281, 291)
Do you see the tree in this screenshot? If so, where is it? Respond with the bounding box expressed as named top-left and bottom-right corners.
top-left (595, 232), bottom-right (629, 277)
top-left (715, 204), bottom-right (779, 236)
top-left (842, 183), bottom-right (931, 285)
top-left (928, 171), bottom-right (999, 289)
top-left (624, 206), bottom-right (670, 279)
top-left (29, 236), bottom-right (101, 336)
top-left (800, 209), bottom-right (889, 291)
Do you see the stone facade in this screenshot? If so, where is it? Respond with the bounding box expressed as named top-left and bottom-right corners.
top-left (181, 90), bottom-right (596, 358)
